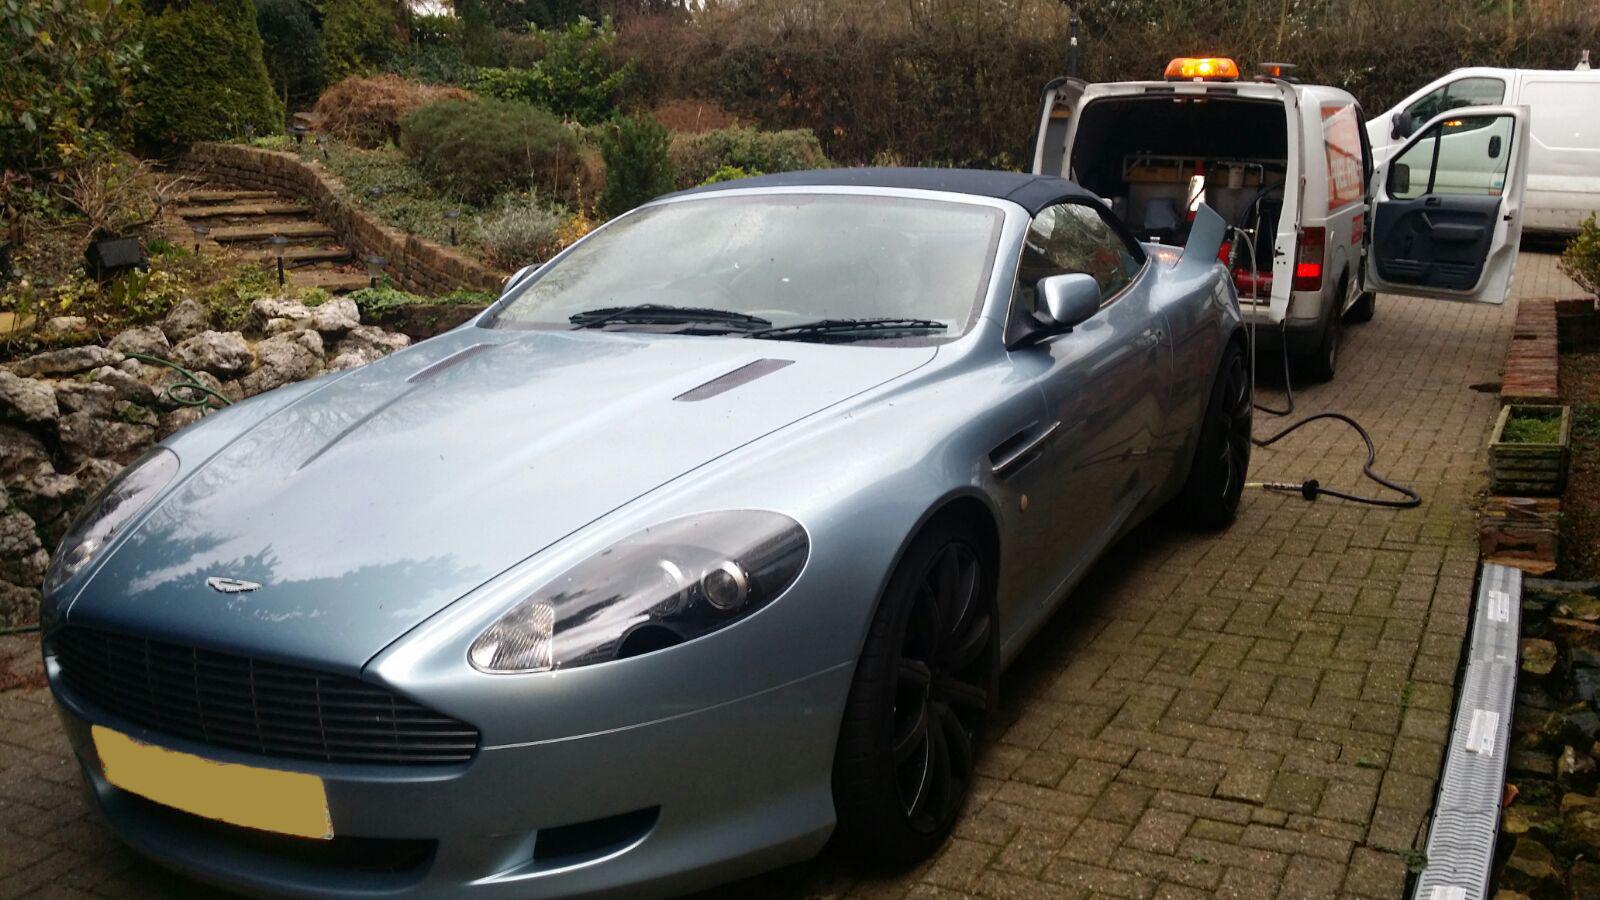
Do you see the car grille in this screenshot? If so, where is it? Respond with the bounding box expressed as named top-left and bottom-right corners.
top-left (52, 627), bottom-right (479, 765)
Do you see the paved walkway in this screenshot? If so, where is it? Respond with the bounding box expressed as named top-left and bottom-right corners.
top-left (0, 255), bottom-right (1581, 898)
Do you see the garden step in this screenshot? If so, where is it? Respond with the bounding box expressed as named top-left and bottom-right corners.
top-left (174, 188), bottom-right (281, 204)
top-left (207, 221), bottom-right (336, 243)
top-left (256, 246), bottom-right (351, 264)
top-left (287, 269), bottom-right (371, 293)
top-left (174, 202), bottom-right (311, 219)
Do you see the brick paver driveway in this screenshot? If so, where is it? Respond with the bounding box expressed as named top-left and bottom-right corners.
top-left (0, 255), bottom-right (1578, 898)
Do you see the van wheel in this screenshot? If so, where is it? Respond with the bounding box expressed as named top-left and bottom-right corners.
top-left (832, 516), bottom-right (997, 865)
top-left (1299, 292), bottom-right (1343, 383)
top-left (1178, 341), bottom-right (1251, 530)
top-left (1345, 291), bottom-right (1376, 323)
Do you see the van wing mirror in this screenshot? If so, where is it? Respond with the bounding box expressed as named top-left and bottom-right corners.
top-left (1391, 111), bottom-right (1414, 140)
top-left (1038, 273), bottom-right (1101, 331)
top-left (503, 263), bottom-right (539, 294)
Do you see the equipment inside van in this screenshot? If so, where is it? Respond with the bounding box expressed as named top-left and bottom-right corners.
top-left (1366, 59), bottom-right (1600, 236)
top-left (1033, 57), bottom-right (1532, 382)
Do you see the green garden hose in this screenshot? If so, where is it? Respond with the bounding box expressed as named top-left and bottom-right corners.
top-left (127, 352), bottom-right (232, 411)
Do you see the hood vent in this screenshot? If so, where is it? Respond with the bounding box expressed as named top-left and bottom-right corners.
top-left (674, 358), bottom-right (794, 402)
top-left (407, 343), bottom-right (498, 384)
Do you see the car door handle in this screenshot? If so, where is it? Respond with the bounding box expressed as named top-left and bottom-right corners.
top-left (1135, 329), bottom-right (1164, 350)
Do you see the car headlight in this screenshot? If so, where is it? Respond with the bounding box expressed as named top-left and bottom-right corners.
top-left (468, 510), bottom-right (808, 674)
top-left (44, 448), bottom-right (180, 595)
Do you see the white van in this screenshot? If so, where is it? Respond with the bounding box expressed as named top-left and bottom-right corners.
top-left (1033, 58), bottom-right (1531, 381)
top-left (1366, 61), bottom-right (1600, 236)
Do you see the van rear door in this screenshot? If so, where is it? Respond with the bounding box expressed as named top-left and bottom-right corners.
top-left (1031, 78), bottom-right (1087, 177)
top-left (1364, 105), bottom-right (1530, 304)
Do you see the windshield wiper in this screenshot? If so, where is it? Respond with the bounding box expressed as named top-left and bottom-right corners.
top-left (747, 318), bottom-right (949, 343)
top-left (569, 304), bottom-right (771, 330)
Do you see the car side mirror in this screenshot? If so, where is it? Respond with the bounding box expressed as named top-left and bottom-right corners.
top-left (1391, 111), bottom-right (1414, 140)
top-left (1392, 163), bottom-right (1411, 196)
top-left (1488, 135), bottom-right (1502, 158)
top-left (1038, 273), bottom-right (1101, 331)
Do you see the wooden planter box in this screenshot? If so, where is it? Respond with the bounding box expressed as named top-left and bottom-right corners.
top-left (1489, 404), bottom-right (1572, 496)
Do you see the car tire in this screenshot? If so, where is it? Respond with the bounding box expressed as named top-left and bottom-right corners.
top-left (1298, 292), bottom-right (1343, 383)
top-left (1178, 341), bottom-right (1251, 530)
top-left (831, 515), bottom-right (997, 865)
top-left (1345, 290), bottom-right (1376, 323)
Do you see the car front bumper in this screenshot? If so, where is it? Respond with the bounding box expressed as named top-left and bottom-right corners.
top-left (50, 657), bottom-right (851, 898)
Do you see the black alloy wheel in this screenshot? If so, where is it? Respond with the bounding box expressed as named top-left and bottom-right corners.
top-left (832, 517), bottom-right (997, 864)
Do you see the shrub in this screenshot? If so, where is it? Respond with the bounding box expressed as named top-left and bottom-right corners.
top-left (314, 75), bottom-right (473, 148)
top-left (669, 128), bottom-right (826, 189)
top-left (65, 154), bottom-right (167, 238)
top-left (699, 165), bottom-right (760, 186)
top-left (0, 0), bottom-right (141, 173)
top-left (257, 0), bottom-right (327, 105)
top-left (598, 115), bottom-right (675, 218)
top-left (133, 0), bottom-right (284, 149)
top-left (472, 17), bottom-right (635, 124)
top-left (320, 0), bottom-right (402, 82)
top-left (476, 201), bottom-right (567, 267)
top-left (1562, 215), bottom-right (1600, 300)
top-left (399, 99), bottom-right (580, 203)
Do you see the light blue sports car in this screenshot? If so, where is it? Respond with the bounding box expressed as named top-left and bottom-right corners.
top-left (41, 169), bottom-right (1249, 897)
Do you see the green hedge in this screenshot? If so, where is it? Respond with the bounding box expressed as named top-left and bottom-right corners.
top-left (320, 0), bottom-right (402, 82)
top-left (257, 0), bottom-right (327, 105)
top-left (599, 115), bottom-right (675, 217)
top-left (669, 128), bottom-right (827, 189)
top-left (133, 0), bottom-right (283, 149)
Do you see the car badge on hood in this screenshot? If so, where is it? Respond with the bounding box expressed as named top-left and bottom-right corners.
top-left (206, 576), bottom-right (263, 594)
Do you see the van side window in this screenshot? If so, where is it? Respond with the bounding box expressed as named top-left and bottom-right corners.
top-left (1018, 204), bottom-right (1141, 310)
top-left (1389, 113), bottom-right (1516, 200)
top-left (1405, 77), bottom-right (1506, 129)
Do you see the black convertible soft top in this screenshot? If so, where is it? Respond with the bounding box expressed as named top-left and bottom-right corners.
top-left (666, 167), bottom-right (1098, 215)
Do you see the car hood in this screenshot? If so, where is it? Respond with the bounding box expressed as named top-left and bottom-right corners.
top-left (69, 327), bottom-right (936, 673)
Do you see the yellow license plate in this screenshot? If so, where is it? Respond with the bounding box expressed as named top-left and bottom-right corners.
top-left (93, 725), bottom-right (333, 840)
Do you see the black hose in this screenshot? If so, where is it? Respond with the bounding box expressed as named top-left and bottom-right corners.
top-left (1227, 224), bottom-right (1421, 509)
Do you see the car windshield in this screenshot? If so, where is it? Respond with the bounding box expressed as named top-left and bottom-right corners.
top-left (487, 193), bottom-right (1005, 340)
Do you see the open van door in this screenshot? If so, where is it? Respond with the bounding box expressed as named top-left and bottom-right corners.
top-left (1031, 77), bottom-right (1087, 177)
top-left (1364, 105), bottom-right (1530, 303)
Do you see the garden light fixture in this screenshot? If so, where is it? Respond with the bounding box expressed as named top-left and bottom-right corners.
top-left (292, 123), bottom-right (309, 146)
top-left (189, 223), bottom-right (210, 253)
top-left (268, 234), bottom-right (289, 286)
top-left (364, 254), bottom-right (386, 288)
top-left (445, 209), bottom-right (460, 246)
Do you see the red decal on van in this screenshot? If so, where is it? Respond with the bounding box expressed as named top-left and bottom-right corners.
top-left (1322, 104), bottom-right (1364, 209)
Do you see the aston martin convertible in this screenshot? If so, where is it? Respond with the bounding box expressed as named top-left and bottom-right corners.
top-left (42, 169), bottom-right (1249, 897)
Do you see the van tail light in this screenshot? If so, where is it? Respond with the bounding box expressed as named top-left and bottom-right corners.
top-left (1293, 227), bottom-right (1325, 292)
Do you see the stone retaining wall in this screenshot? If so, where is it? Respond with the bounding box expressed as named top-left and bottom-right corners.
top-left (177, 143), bottom-right (507, 295)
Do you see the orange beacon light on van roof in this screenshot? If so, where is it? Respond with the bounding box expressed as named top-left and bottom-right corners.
top-left (1164, 57), bottom-right (1241, 81)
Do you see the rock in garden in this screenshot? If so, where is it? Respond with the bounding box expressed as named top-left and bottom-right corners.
top-left (56, 411), bottom-right (156, 465)
top-left (1566, 798), bottom-right (1600, 856)
top-left (1551, 617), bottom-right (1600, 652)
top-left (9, 345), bottom-right (123, 378)
top-left (338, 325), bottom-right (410, 357)
top-left (172, 330), bottom-right (253, 377)
top-left (89, 365), bottom-right (157, 405)
top-left (42, 315), bottom-right (88, 335)
top-left (1575, 646), bottom-right (1600, 669)
top-left (54, 382), bottom-right (120, 418)
top-left (239, 330), bottom-right (324, 397)
top-left (311, 298), bottom-right (360, 335)
top-left (1522, 638), bottom-right (1559, 678)
top-left (249, 297), bottom-right (312, 332)
top-left (158, 407), bottom-right (206, 439)
top-left (71, 458), bottom-right (124, 500)
top-left (0, 426), bottom-right (51, 484)
top-left (1491, 892), bottom-right (1532, 900)
top-left (161, 298), bottom-right (212, 342)
top-left (109, 325), bottom-right (171, 358)
top-left (1500, 836), bottom-right (1563, 899)
top-left (1503, 803), bottom-right (1557, 835)
top-left (0, 580), bottom-right (39, 629)
top-left (1571, 861), bottom-right (1600, 900)
top-left (1561, 709), bottom-right (1600, 746)
top-left (1559, 594), bottom-right (1600, 622)
top-left (1558, 744), bottom-right (1597, 789)
top-left (1577, 668), bottom-right (1600, 704)
top-left (6, 468), bottom-right (79, 536)
top-left (0, 495), bottom-right (48, 588)
top-left (0, 370), bottom-right (58, 424)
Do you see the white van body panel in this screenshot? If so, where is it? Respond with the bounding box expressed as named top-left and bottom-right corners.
top-left (1367, 67), bottom-right (1600, 234)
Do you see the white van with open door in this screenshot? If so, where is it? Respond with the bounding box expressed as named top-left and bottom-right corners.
top-left (1366, 61), bottom-right (1600, 236)
top-left (1033, 58), bottom-right (1531, 381)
